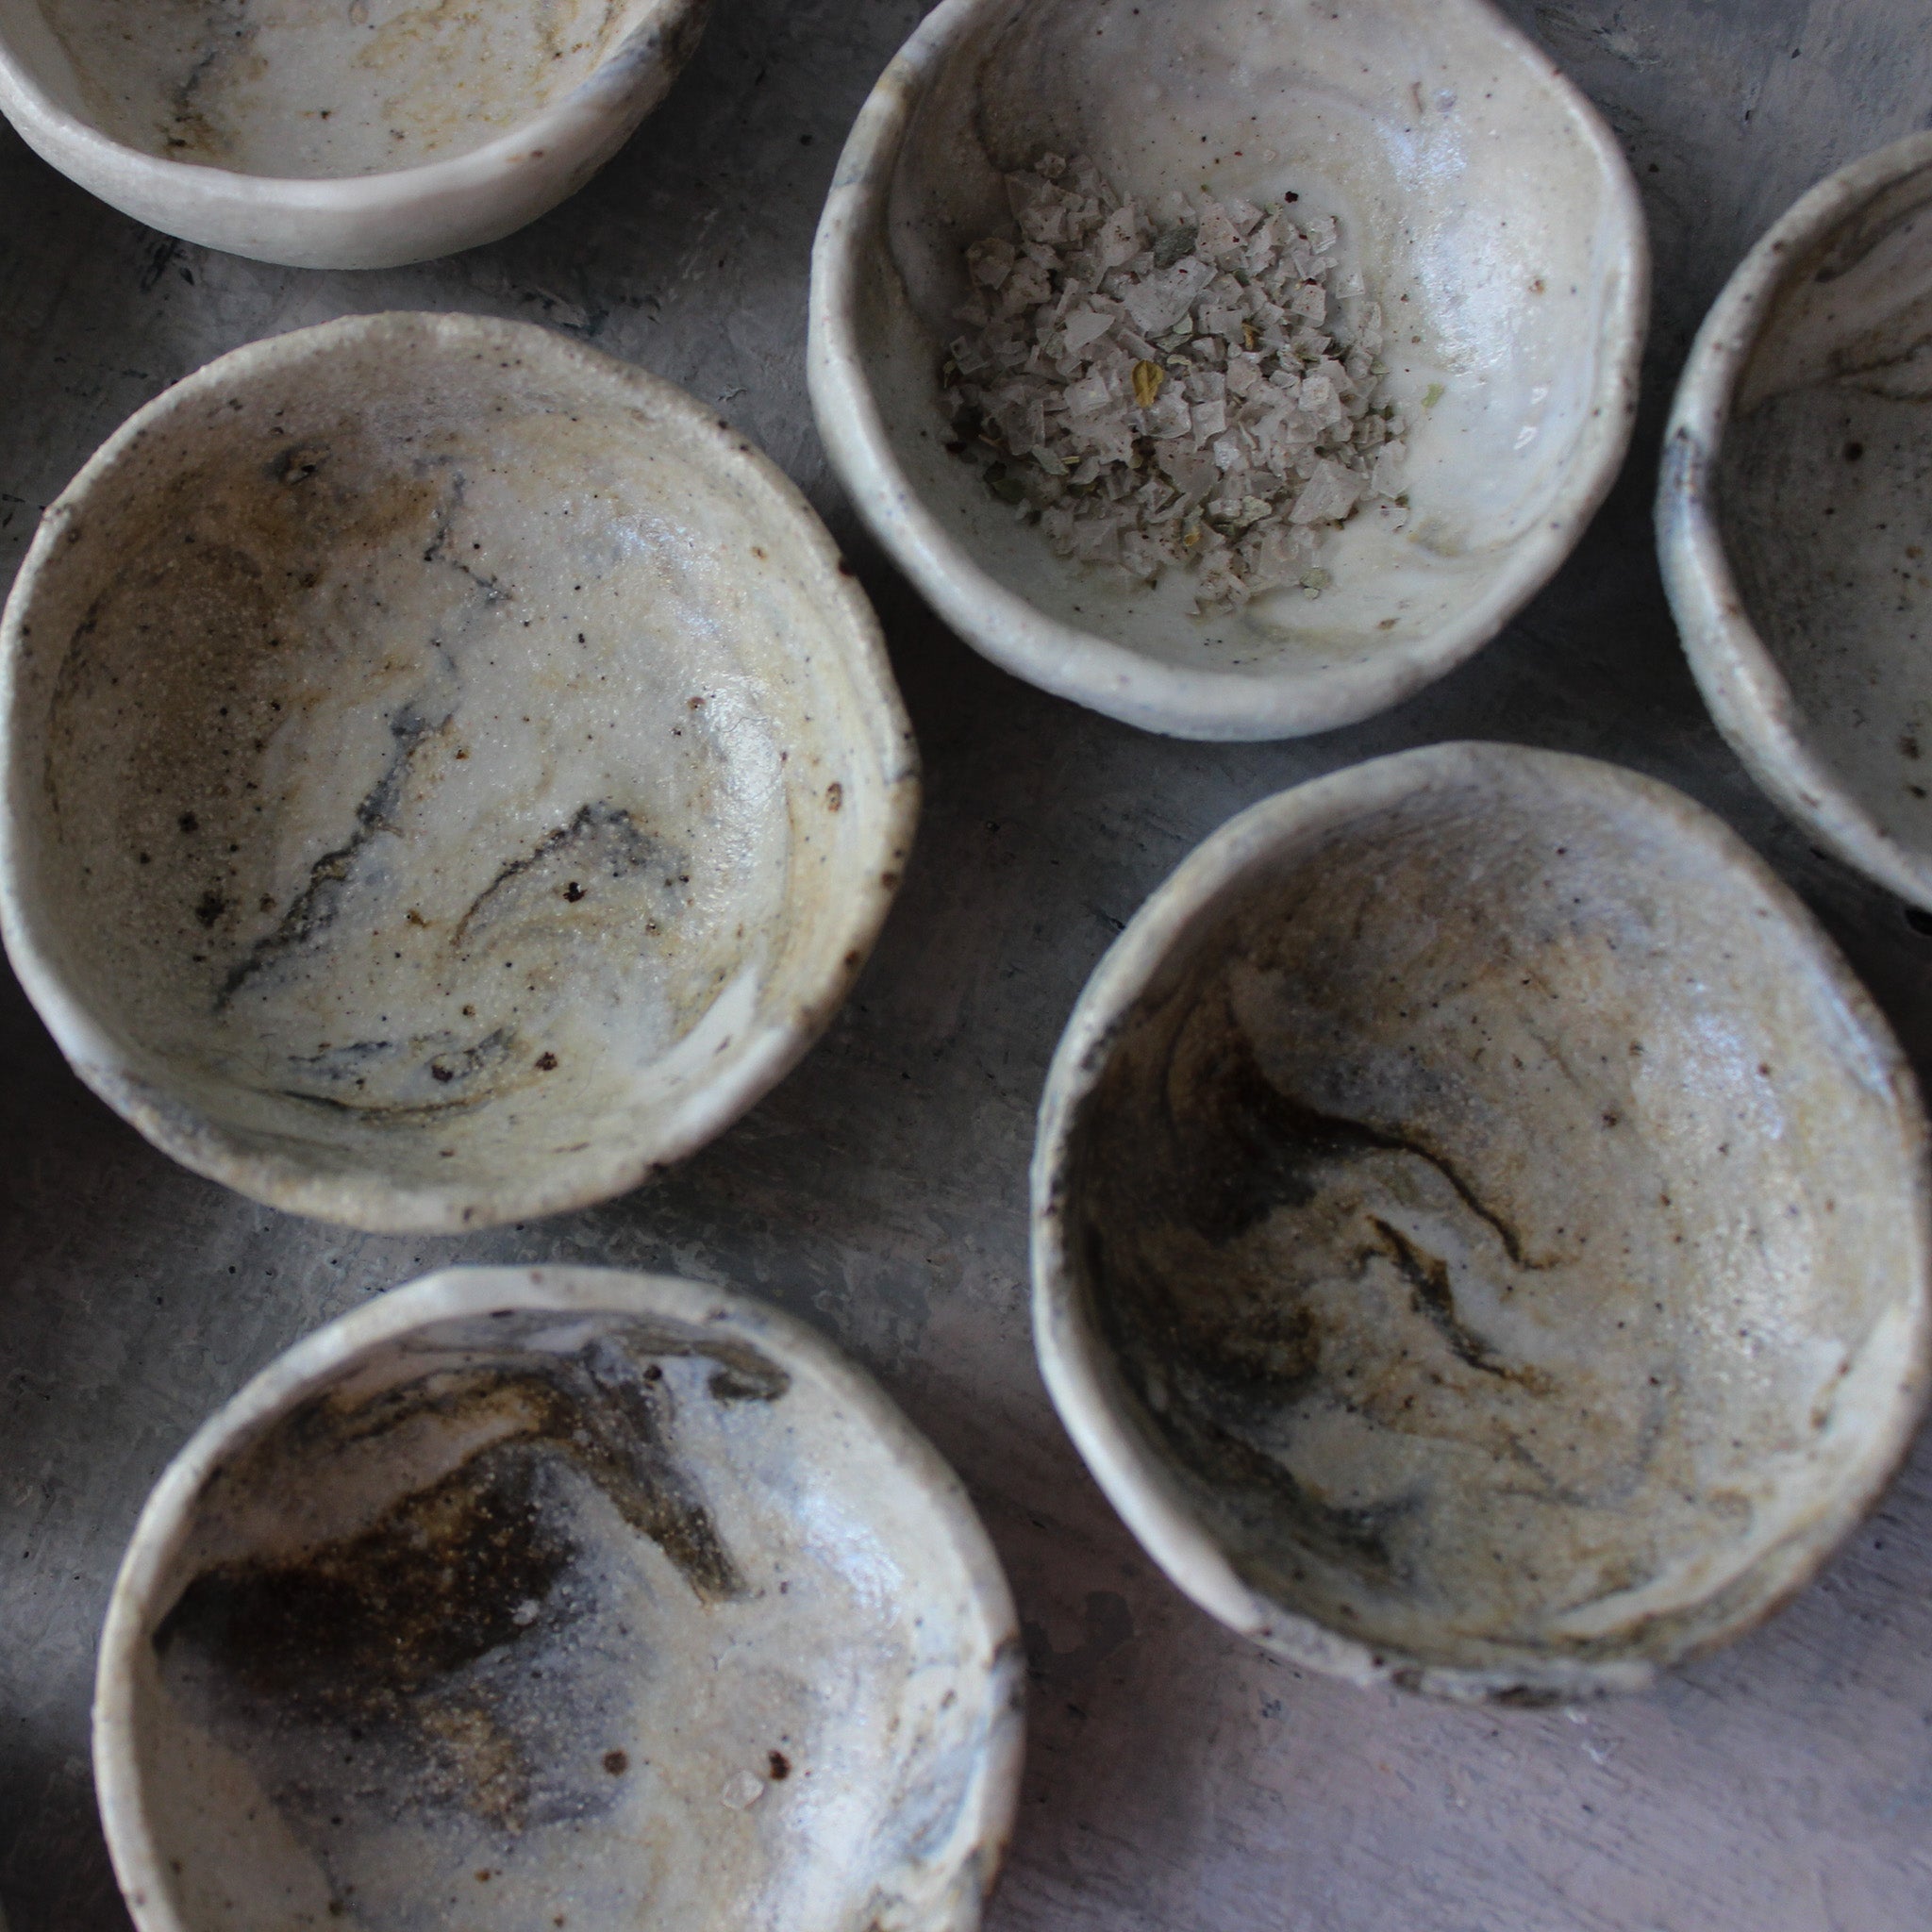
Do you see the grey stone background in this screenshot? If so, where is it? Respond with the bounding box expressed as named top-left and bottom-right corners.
top-left (3, 2), bottom-right (1930, 1925)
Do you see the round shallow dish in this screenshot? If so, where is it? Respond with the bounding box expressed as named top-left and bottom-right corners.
top-left (0, 312), bottom-right (917, 1233)
top-left (810, 0), bottom-right (1647, 741)
top-left (0, 0), bottom-right (709, 268)
top-left (95, 1265), bottom-right (1024, 1932)
top-left (1659, 131), bottom-right (1932, 913)
top-left (1032, 741), bottom-right (1931, 1701)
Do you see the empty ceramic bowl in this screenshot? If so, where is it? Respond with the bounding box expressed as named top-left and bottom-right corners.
top-left (1032, 741), bottom-right (1931, 1700)
top-left (94, 1265), bottom-right (1024, 1932)
top-left (810, 0), bottom-right (1647, 741)
top-left (0, 312), bottom-right (917, 1233)
top-left (0, 0), bottom-right (708, 268)
top-left (1660, 131), bottom-right (1932, 912)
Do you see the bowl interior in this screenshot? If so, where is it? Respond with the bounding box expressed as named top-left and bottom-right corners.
top-left (860, 0), bottom-right (1635, 686)
top-left (1717, 158), bottom-right (1932, 869)
top-left (1055, 754), bottom-right (1924, 1678)
top-left (3, 0), bottom-right (667, 176)
top-left (6, 315), bottom-right (905, 1222)
top-left (123, 1292), bottom-right (1009, 1929)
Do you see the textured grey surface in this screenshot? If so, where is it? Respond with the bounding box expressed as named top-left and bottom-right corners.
top-left (2, 2), bottom-right (1930, 1926)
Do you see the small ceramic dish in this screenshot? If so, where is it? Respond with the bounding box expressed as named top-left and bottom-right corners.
top-left (810, 0), bottom-right (1647, 741)
top-left (94, 1265), bottom-right (1024, 1932)
top-left (1032, 741), bottom-right (1931, 1701)
top-left (0, 0), bottom-right (708, 268)
top-left (1659, 131), bottom-right (1932, 912)
top-left (0, 312), bottom-right (917, 1233)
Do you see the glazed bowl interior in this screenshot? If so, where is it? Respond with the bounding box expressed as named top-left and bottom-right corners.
top-left (96, 1269), bottom-right (1022, 1932)
top-left (1705, 143), bottom-right (1932, 896)
top-left (0, 313), bottom-right (914, 1231)
top-left (1035, 745), bottom-right (1929, 1696)
top-left (824, 0), bottom-right (1644, 738)
top-left (0, 0), bottom-right (671, 176)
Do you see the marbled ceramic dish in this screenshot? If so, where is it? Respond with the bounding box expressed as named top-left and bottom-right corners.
top-left (810, 0), bottom-right (1647, 741)
top-left (0, 0), bottom-right (708, 267)
top-left (94, 1266), bottom-right (1024, 1932)
top-left (1032, 742), bottom-right (1931, 1700)
top-left (0, 312), bottom-right (917, 1233)
top-left (1660, 130), bottom-right (1932, 912)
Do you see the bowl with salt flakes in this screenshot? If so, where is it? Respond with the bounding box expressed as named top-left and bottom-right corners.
top-left (810, 0), bottom-right (1649, 741)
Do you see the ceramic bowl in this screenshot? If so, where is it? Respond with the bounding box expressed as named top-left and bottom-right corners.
top-left (1032, 741), bottom-right (1931, 1700)
top-left (0, 0), bottom-right (708, 268)
top-left (1659, 132), bottom-right (1932, 912)
top-left (809, 0), bottom-right (1647, 741)
top-left (0, 312), bottom-right (918, 1233)
top-left (94, 1265), bottom-right (1024, 1932)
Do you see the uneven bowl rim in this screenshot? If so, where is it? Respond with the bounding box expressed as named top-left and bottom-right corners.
top-left (92, 1264), bottom-right (1024, 1932)
top-left (0, 0), bottom-right (708, 258)
top-left (0, 309), bottom-right (921, 1234)
top-left (1657, 127), bottom-right (1932, 912)
top-left (1029, 739), bottom-right (1932, 1700)
top-left (808, 0), bottom-right (1651, 743)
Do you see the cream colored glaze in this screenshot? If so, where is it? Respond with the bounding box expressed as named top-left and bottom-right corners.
top-left (0, 0), bottom-right (709, 266)
top-left (0, 314), bottom-right (918, 1232)
top-left (94, 1269), bottom-right (1024, 1932)
top-left (1032, 743), bottom-right (1931, 1699)
top-left (1661, 132), bottom-right (1932, 910)
top-left (34, 0), bottom-right (647, 176)
top-left (811, 0), bottom-right (1646, 740)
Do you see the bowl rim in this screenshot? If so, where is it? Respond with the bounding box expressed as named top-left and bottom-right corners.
top-left (808, 0), bottom-right (1651, 743)
top-left (0, 309), bottom-right (920, 1235)
top-left (91, 1264), bottom-right (1025, 1932)
top-left (1029, 738), bottom-right (1932, 1700)
top-left (0, 0), bottom-right (705, 246)
top-left (1657, 127), bottom-right (1932, 912)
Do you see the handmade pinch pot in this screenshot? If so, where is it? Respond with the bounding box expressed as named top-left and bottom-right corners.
top-left (93, 1266), bottom-right (1024, 1932)
top-left (1660, 132), bottom-right (1932, 914)
top-left (810, 0), bottom-right (1647, 741)
top-left (1032, 742), bottom-right (1932, 1700)
top-left (0, 312), bottom-right (917, 1233)
top-left (0, 0), bottom-right (709, 268)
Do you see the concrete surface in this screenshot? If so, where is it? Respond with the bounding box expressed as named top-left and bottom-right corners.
top-left (2, 2), bottom-right (1930, 1926)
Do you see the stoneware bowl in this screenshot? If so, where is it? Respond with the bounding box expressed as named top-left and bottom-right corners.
top-left (1659, 131), bottom-right (1932, 912)
top-left (810, 0), bottom-right (1647, 741)
top-left (0, 312), bottom-right (917, 1233)
top-left (1032, 741), bottom-right (1931, 1700)
top-left (94, 1265), bottom-right (1024, 1932)
top-left (0, 0), bottom-right (709, 268)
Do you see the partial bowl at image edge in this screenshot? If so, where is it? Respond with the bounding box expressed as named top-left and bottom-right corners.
top-left (1658, 127), bottom-right (1932, 914)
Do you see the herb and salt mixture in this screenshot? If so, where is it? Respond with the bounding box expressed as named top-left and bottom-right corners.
top-left (942, 154), bottom-right (1407, 613)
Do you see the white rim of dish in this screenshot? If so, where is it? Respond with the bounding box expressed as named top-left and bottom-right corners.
top-left (92, 1265), bottom-right (1025, 1932)
top-left (0, 311), bottom-right (920, 1233)
top-left (808, 0), bottom-right (1651, 743)
top-left (1657, 127), bottom-right (1932, 912)
top-left (1030, 740), bottom-right (1932, 1699)
top-left (0, 0), bottom-right (701, 249)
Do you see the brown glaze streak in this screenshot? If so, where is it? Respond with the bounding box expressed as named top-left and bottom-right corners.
top-left (155, 1332), bottom-right (789, 1829)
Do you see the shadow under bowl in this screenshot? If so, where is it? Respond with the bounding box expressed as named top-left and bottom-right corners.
top-left (0, 312), bottom-right (917, 1233)
top-left (93, 1267), bottom-right (1024, 1932)
top-left (811, 0), bottom-right (1647, 741)
top-left (1660, 130), bottom-right (1932, 913)
top-left (1032, 741), bottom-right (1931, 1699)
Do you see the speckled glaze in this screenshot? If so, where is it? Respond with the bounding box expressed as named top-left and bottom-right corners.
top-left (810, 0), bottom-right (1647, 741)
top-left (0, 0), bottom-right (709, 268)
top-left (94, 1266), bottom-right (1024, 1932)
top-left (1660, 131), bottom-right (1932, 913)
top-left (1032, 742), bottom-right (1931, 1700)
top-left (0, 312), bottom-right (918, 1233)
